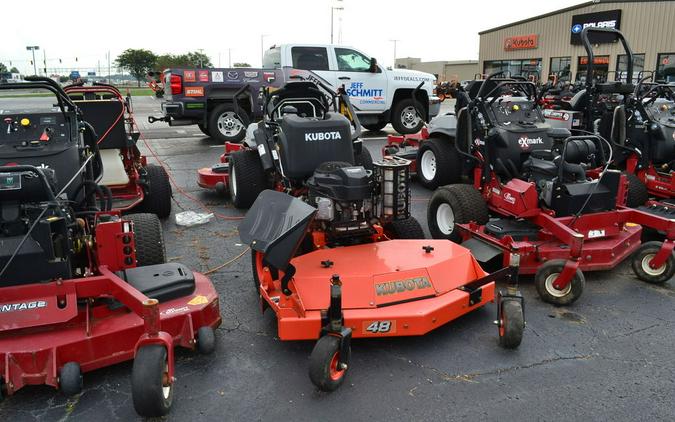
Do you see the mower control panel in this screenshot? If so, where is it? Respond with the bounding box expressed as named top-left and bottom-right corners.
top-left (490, 98), bottom-right (540, 126)
top-left (0, 110), bottom-right (74, 153)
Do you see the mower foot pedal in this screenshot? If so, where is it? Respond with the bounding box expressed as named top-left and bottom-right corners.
top-left (211, 163), bottom-right (229, 174)
top-left (116, 263), bottom-right (196, 303)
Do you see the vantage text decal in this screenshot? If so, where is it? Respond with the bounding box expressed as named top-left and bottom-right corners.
top-left (0, 300), bottom-right (47, 313)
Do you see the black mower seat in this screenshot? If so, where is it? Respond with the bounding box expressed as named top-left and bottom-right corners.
top-left (75, 100), bottom-right (129, 149)
top-left (116, 263), bottom-right (196, 303)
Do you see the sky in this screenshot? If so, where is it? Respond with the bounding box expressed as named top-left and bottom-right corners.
top-left (2, 0), bottom-right (585, 75)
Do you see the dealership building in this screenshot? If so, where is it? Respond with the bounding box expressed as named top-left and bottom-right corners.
top-left (478, 0), bottom-right (675, 83)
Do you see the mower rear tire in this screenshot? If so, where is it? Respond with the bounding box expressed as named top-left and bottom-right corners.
top-left (416, 137), bottom-right (461, 189)
top-left (535, 260), bottom-right (585, 306)
top-left (59, 362), bottom-right (82, 396)
top-left (354, 146), bottom-right (374, 171)
top-left (140, 164), bottom-right (172, 218)
top-left (625, 172), bottom-right (649, 207)
top-left (386, 217), bottom-right (425, 239)
top-left (427, 184), bottom-right (488, 242)
top-left (309, 335), bottom-right (349, 392)
top-left (196, 326), bottom-right (216, 355)
top-left (228, 150), bottom-right (268, 209)
top-left (197, 123), bottom-right (211, 137)
top-left (132, 345), bottom-right (173, 417)
top-left (498, 300), bottom-right (524, 349)
top-left (127, 213), bottom-right (166, 266)
top-left (631, 241), bottom-right (675, 284)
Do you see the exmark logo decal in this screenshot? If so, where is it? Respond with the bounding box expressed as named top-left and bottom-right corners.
top-left (518, 137), bottom-right (543, 149)
top-left (0, 300), bottom-right (47, 313)
top-left (305, 132), bottom-right (342, 141)
top-left (375, 277), bottom-right (432, 296)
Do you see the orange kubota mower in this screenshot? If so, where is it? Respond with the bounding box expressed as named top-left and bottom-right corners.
top-left (239, 158), bottom-right (525, 390)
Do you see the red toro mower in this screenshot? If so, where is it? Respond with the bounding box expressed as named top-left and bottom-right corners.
top-left (0, 77), bottom-right (220, 417)
top-left (197, 70), bottom-right (373, 205)
top-left (63, 82), bottom-right (172, 218)
top-left (425, 71), bottom-right (675, 306)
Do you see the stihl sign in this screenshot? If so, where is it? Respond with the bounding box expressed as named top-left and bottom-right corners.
top-left (504, 34), bottom-right (538, 51)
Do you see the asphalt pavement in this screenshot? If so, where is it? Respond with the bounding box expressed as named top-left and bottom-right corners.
top-left (2, 95), bottom-right (674, 421)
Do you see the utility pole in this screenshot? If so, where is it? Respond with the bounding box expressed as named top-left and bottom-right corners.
top-left (107, 50), bottom-right (111, 82)
top-left (228, 48), bottom-right (232, 67)
top-left (330, 1), bottom-right (343, 44)
top-left (26, 46), bottom-right (39, 76)
top-left (389, 39), bottom-right (399, 69)
top-left (197, 48), bottom-right (204, 68)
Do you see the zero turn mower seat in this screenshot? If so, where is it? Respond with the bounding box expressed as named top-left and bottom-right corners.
top-left (75, 100), bottom-right (129, 149)
top-left (561, 89), bottom-right (587, 111)
top-left (116, 263), bottom-right (196, 303)
top-left (99, 149), bottom-right (130, 186)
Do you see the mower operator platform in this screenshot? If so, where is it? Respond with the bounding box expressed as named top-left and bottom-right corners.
top-left (266, 239), bottom-right (496, 340)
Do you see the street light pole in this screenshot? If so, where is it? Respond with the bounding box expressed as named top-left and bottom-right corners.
top-left (330, 2), bottom-right (343, 44)
top-left (389, 39), bottom-right (399, 69)
top-left (26, 45), bottom-right (39, 76)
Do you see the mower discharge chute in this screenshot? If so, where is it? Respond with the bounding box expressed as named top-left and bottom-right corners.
top-left (0, 77), bottom-right (219, 417)
top-left (63, 82), bottom-right (172, 218)
top-left (197, 68), bottom-right (371, 205)
top-left (239, 153), bottom-right (525, 391)
top-left (426, 69), bottom-right (675, 306)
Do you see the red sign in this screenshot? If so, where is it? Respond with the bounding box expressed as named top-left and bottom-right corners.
top-left (184, 86), bottom-right (204, 97)
top-left (663, 57), bottom-right (671, 66)
top-left (198, 70), bottom-right (209, 82)
top-left (184, 70), bottom-right (196, 82)
top-left (579, 56), bottom-right (609, 65)
top-left (504, 34), bottom-right (538, 51)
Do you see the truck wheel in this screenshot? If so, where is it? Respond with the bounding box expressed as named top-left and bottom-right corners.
top-left (208, 103), bottom-right (249, 143)
top-left (197, 123), bottom-right (211, 137)
top-left (427, 184), bottom-right (488, 242)
top-left (625, 172), bottom-right (649, 207)
top-left (416, 137), bottom-right (461, 189)
top-left (139, 164), bottom-right (172, 218)
top-left (362, 121), bottom-right (387, 132)
top-left (391, 98), bottom-right (424, 135)
top-left (127, 213), bottom-right (167, 266)
top-left (228, 150), bottom-right (268, 209)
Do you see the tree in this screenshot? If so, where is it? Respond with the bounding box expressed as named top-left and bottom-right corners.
top-left (9, 67), bottom-right (19, 73)
top-left (185, 51), bottom-right (212, 68)
top-left (116, 49), bottom-right (157, 87)
top-left (59, 75), bottom-right (70, 83)
top-left (0, 63), bottom-right (7, 73)
top-left (153, 51), bottom-right (213, 72)
top-left (233, 63), bottom-right (251, 68)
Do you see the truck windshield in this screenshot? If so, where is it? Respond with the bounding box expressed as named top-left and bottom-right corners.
top-left (263, 48), bottom-right (281, 69)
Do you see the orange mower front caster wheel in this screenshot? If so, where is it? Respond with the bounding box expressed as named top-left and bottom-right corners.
top-left (498, 299), bottom-right (524, 349)
top-left (309, 335), bottom-right (350, 392)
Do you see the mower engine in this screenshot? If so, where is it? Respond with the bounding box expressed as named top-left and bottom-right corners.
top-left (307, 157), bottom-right (411, 243)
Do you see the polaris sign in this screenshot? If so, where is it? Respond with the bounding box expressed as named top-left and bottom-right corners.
top-left (570, 10), bottom-right (621, 45)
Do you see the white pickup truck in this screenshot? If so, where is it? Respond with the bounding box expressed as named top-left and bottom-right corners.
top-left (263, 44), bottom-right (441, 134)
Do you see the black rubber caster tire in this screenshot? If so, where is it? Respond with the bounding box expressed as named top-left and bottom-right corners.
top-left (197, 326), bottom-right (216, 355)
top-left (498, 299), bottom-right (524, 349)
top-left (631, 241), bottom-right (675, 284)
top-left (59, 362), bottom-right (83, 396)
top-left (534, 260), bottom-right (585, 306)
top-left (132, 345), bottom-right (173, 417)
top-left (309, 335), bottom-right (349, 392)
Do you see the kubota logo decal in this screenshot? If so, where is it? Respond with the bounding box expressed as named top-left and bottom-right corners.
top-left (375, 277), bottom-right (432, 296)
top-left (0, 300), bottom-right (47, 313)
top-left (304, 131), bottom-right (342, 141)
top-left (518, 136), bottom-right (543, 149)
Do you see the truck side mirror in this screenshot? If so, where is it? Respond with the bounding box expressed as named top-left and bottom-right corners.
top-left (369, 57), bottom-right (378, 73)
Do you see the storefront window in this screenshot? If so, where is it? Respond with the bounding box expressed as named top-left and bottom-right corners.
top-left (549, 57), bottom-right (571, 82)
top-left (656, 53), bottom-right (675, 82)
top-left (616, 53), bottom-right (645, 82)
top-left (576, 56), bottom-right (609, 83)
top-left (483, 59), bottom-right (541, 81)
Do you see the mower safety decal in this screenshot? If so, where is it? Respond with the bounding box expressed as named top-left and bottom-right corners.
top-left (185, 86), bottom-right (205, 97)
top-left (188, 295), bottom-right (209, 305)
